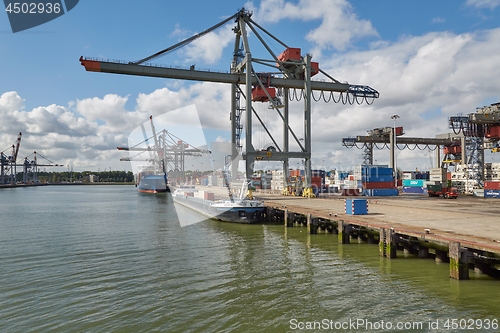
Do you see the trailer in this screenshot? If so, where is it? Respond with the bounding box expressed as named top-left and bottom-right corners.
top-left (427, 184), bottom-right (458, 199)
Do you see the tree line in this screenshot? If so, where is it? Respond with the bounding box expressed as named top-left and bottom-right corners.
top-left (17, 170), bottom-right (135, 183)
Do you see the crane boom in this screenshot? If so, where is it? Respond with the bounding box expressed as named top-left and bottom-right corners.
top-left (79, 57), bottom-right (360, 93)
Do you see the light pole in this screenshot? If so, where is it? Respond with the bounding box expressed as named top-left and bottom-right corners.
top-left (391, 114), bottom-right (400, 188)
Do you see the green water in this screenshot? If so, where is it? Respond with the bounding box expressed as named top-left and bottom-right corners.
top-left (0, 185), bottom-right (498, 332)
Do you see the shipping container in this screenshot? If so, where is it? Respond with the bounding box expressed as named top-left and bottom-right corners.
top-left (415, 171), bottom-right (430, 180)
top-left (360, 167), bottom-right (393, 176)
top-left (362, 181), bottom-right (395, 189)
top-left (402, 179), bottom-right (425, 187)
top-left (429, 175), bottom-right (445, 182)
top-left (484, 181), bottom-right (500, 190)
top-left (345, 198), bottom-right (368, 215)
top-left (402, 186), bottom-right (426, 194)
top-left (484, 189), bottom-right (500, 198)
top-left (361, 175), bottom-right (394, 183)
top-left (364, 188), bottom-right (399, 196)
top-left (402, 172), bottom-right (414, 180)
top-left (337, 172), bottom-right (349, 180)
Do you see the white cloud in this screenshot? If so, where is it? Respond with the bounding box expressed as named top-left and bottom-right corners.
top-left (466, 0), bottom-right (500, 9)
top-left (246, 0), bottom-right (378, 51)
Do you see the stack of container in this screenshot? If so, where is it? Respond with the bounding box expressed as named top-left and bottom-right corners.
top-left (261, 172), bottom-right (272, 190)
top-left (311, 170), bottom-right (326, 195)
top-left (429, 168), bottom-right (447, 182)
top-left (484, 181), bottom-right (500, 198)
top-left (271, 169), bottom-right (285, 192)
top-left (356, 165), bottom-right (398, 196)
top-left (251, 174), bottom-right (262, 189)
top-left (485, 162), bottom-right (500, 181)
top-left (402, 179), bottom-right (427, 194)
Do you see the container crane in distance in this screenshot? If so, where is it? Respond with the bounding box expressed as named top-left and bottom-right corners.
top-left (449, 102), bottom-right (500, 187)
top-left (80, 8), bottom-right (379, 195)
top-left (1, 132), bottom-right (22, 185)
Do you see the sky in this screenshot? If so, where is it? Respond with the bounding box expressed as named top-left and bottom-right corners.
top-left (2, 0), bottom-right (500, 174)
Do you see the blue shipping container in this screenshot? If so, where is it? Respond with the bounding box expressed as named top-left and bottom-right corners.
top-left (362, 175), bottom-right (394, 183)
top-left (484, 189), bottom-right (500, 198)
top-left (345, 198), bottom-right (368, 215)
top-left (402, 186), bottom-right (426, 194)
top-left (361, 167), bottom-right (393, 176)
top-left (366, 188), bottom-right (399, 196)
top-left (338, 172), bottom-right (349, 180)
top-left (402, 179), bottom-right (426, 187)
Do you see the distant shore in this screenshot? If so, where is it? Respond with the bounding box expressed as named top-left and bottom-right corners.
top-left (0, 182), bottom-right (134, 189)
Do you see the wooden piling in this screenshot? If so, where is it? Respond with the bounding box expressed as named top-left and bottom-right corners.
top-left (284, 209), bottom-right (294, 227)
top-left (307, 214), bottom-right (318, 234)
top-left (449, 241), bottom-right (469, 280)
top-left (379, 228), bottom-right (397, 258)
top-left (337, 220), bottom-right (350, 244)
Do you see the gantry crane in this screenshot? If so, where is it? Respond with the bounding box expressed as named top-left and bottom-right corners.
top-left (80, 8), bottom-right (379, 194)
top-left (449, 102), bottom-right (500, 188)
top-left (117, 116), bottom-right (211, 183)
top-left (342, 127), bottom-right (462, 170)
top-left (1, 132), bottom-right (22, 185)
top-left (19, 151), bottom-right (62, 183)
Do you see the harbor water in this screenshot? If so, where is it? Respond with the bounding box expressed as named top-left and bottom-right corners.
top-left (1, 185), bottom-right (499, 332)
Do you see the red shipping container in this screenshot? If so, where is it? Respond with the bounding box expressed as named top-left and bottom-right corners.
top-left (362, 181), bottom-right (395, 189)
top-left (395, 126), bottom-right (404, 136)
top-left (289, 169), bottom-right (301, 177)
top-left (447, 172), bottom-right (452, 180)
top-left (484, 181), bottom-right (500, 190)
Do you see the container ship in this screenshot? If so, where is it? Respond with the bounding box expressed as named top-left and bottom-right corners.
top-left (135, 166), bottom-right (169, 193)
top-left (172, 185), bottom-right (265, 223)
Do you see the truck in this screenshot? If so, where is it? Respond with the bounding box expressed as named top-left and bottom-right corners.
top-left (427, 184), bottom-right (458, 199)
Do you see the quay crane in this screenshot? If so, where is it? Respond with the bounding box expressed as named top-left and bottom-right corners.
top-left (1, 132), bottom-right (22, 185)
top-left (449, 102), bottom-right (500, 187)
top-left (80, 8), bottom-right (379, 197)
top-left (117, 116), bottom-right (211, 185)
top-left (19, 151), bottom-right (63, 183)
top-left (342, 127), bottom-right (462, 170)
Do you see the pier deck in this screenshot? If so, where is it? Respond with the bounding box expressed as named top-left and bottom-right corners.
top-left (258, 193), bottom-right (500, 250)
top-left (195, 186), bottom-right (500, 279)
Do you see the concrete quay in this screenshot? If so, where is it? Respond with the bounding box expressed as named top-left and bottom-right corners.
top-left (256, 192), bottom-right (500, 280)
top-left (196, 185), bottom-right (500, 279)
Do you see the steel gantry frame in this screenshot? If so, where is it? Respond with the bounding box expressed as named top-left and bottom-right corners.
top-left (449, 102), bottom-right (500, 188)
top-left (80, 8), bottom-right (379, 189)
top-left (117, 116), bottom-right (211, 182)
top-left (342, 128), bottom-right (463, 170)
